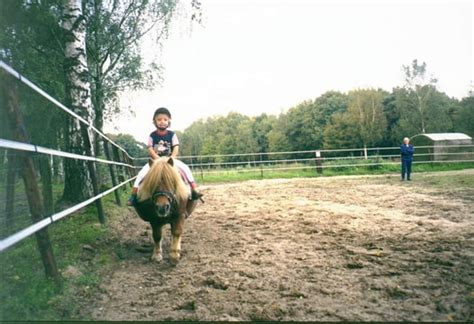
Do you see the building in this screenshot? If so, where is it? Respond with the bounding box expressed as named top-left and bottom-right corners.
top-left (410, 133), bottom-right (473, 162)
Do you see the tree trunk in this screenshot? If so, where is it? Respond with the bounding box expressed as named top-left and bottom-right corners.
top-left (62, 0), bottom-right (106, 223)
top-left (93, 76), bottom-right (104, 158)
top-left (61, 0), bottom-right (95, 203)
top-left (92, 76), bottom-right (104, 188)
top-left (39, 157), bottom-right (54, 215)
top-left (5, 154), bottom-right (18, 230)
top-left (104, 141), bottom-right (122, 206)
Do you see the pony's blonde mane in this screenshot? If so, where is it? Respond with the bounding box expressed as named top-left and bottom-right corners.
top-left (138, 158), bottom-right (189, 203)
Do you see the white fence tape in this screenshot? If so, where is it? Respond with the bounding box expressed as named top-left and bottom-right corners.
top-left (0, 176), bottom-right (136, 252)
top-left (0, 139), bottom-right (134, 168)
top-left (135, 144), bottom-right (474, 161)
top-left (195, 159), bottom-right (474, 175)
top-left (0, 60), bottom-right (133, 160)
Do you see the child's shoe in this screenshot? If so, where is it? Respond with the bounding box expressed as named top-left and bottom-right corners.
top-left (191, 189), bottom-right (203, 201)
top-left (127, 194), bottom-right (138, 206)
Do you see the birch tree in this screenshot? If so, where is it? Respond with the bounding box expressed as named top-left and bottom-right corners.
top-left (61, 0), bottom-right (95, 202)
top-left (347, 89), bottom-right (388, 153)
top-left (401, 59), bottom-right (438, 134)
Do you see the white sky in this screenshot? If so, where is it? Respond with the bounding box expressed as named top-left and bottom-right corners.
top-left (106, 0), bottom-right (473, 143)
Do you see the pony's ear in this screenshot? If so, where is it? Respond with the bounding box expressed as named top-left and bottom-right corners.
top-left (167, 157), bottom-right (174, 166)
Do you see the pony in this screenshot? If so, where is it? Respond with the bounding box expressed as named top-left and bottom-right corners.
top-left (133, 157), bottom-right (199, 263)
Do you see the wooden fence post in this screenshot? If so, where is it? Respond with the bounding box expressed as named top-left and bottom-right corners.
top-left (1, 71), bottom-right (60, 282)
top-left (199, 156), bottom-right (204, 182)
top-left (103, 141), bottom-right (121, 206)
top-left (82, 126), bottom-right (105, 225)
top-left (315, 150), bottom-right (323, 174)
top-left (123, 151), bottom-right (135, 186)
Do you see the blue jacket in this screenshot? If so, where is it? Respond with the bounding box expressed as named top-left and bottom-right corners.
top-left (400, 144), bottom-right (414, 161)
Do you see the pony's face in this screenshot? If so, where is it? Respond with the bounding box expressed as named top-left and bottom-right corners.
top-left (138, 157), bottom-right (187, 219)
top-left (153, 192), bottom-right (174, 218)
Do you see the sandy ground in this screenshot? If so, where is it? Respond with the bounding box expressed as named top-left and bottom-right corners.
top-left (84, 170), bottom-right (474, 321)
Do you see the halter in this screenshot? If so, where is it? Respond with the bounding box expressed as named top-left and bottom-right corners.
top-left (152, 190), bottom-right (177, 204)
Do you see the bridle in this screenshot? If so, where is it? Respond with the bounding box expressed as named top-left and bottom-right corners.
top-left (152, 190), bottom-right (177, 206)
top-left (152, 191), bottom-right (177, 215)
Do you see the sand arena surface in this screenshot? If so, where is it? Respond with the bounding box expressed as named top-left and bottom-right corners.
top-left (84, 170), bottom-right (473, 321)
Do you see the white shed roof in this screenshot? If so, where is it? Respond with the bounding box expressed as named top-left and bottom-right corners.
top-left (416, 133), bottom-right (472, 141)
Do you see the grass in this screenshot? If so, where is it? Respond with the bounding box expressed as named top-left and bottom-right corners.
top-left (197, 162), bottom-right (474, 184)
top-left (408, 168), bottom-right (474, 190)
top-left (0, 189), bottom-right (129, 321)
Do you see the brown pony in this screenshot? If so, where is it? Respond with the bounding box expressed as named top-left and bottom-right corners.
top-left (134, 157), bottom-right (198, 263)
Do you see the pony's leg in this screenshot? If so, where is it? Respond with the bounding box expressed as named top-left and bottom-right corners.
top-left (150, 223), bottom-right (163, 262)
top-left (169, 217), bottom-right (184, 263)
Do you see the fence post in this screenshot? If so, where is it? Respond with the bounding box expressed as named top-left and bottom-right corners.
top-left (199, 156), bottom-right (204, 182)
top-left (260, 153), bottom-right (264, 179)
top-left (112, 146), bottom-right (127, 189)
top-left (364, 145), bottom-right (368, 160)
top-left (2, 71), bottom-right (60, 282)
top-left (315, 150), bottom-right (323, 174)
top-left (83, 126), bottom-right (106, 225)
top-left (123, 151), bottom-right (135, 185)
top-left (104, 141), bottom-right (121, 206)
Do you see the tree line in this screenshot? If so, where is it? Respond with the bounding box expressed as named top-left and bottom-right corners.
top-left (177, 60), bottom-right (473, 161)
top-left (1, 1), bottom-right (473, 192)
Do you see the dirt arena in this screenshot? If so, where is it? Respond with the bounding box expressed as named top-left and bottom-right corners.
top-left (83, 170), bottom-right (474, 321)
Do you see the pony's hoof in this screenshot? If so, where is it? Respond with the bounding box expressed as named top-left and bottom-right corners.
top-left (169, 252), bottom-right (180, 265)
top-left (150, 253), bottom-right (163, 262)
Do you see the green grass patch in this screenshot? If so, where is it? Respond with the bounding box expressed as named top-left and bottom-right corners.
top-left (0, 189), bottom-right (129, 321)
top-left (197, 162), bottom-right (474, 184)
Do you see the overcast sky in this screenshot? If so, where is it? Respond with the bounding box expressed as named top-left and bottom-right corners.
top-left (106, 0), bottom-right (473, 143)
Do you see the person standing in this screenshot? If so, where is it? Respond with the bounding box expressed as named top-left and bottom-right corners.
top-left (400, 137), bottom-right (415, 181)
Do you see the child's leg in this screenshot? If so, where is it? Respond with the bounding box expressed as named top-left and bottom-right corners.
top-left (174, 159), bottom-right (203, 200)
top-left (174, 159), bottom-right (196, 184)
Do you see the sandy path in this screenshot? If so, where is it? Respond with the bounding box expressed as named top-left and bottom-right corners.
top-left (84, 170), bottom-right (474, 321)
